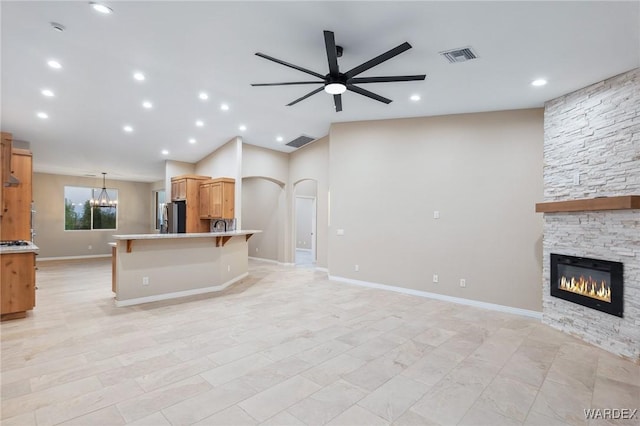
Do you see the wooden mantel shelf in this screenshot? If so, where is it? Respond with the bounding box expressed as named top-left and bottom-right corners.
top-left (535, 196), bottom-right (640, 213)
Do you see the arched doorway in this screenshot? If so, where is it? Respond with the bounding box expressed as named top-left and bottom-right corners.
top-left (242, 176), bottom-right (285, 262)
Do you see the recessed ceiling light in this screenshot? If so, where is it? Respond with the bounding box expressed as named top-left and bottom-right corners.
top-left (50, 22), bottom-right (65, 32)
top-left (195, 120), bottom-right (204, 127)
top-left (276, 136), bottom-right (283, 142)
top-left (133, 72), bottom-right (145, 81)
top-left (239, 125), bottom-right (247, 132)
top-left (36, 112), bottom-right (49, 119)
top-left (142, 101), bottom-right (153, 109)
top-left (123, 125), bottom-right (133, 132)
top-left (41, 89), bottom-right (55, 97)
top-left (199, 92), bottom-right (209, 100)
top-left (189, 138), bottom-right (196, 144)
top-left (47, 60), bottom-right (62, 69)
top-left (410, 94), bottom-right (421, 101)
top-left (531, 79), bottom-right (547, 87)
top-left (161, 149), bottom-right (169, 155)
top-left (90, 2), bottom-right (113, 14)
top-left (220, 103), bottom-right (229, 111)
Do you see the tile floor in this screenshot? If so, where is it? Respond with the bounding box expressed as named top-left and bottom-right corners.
top-left (1, 258), bottom-right (638, 426)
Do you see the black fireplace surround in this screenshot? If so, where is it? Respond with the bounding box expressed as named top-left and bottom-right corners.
top-left (550, 253), bottom-right (623, 317)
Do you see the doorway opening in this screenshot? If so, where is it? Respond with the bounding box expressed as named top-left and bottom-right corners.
top-left (294, 180), bottom-right (317, 267)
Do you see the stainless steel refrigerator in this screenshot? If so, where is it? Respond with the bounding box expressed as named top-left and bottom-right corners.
top-left (166, 201), bottom-right (186, 233)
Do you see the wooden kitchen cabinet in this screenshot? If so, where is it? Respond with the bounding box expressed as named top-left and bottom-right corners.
top-left (199, 178), bottom-right (235, 219)
top-left (1, 252), bottom-right (36, 320)
top-left (170, 175), bottom-right (210, 232)
top-left (0, 132), bottom-right (13, 218)
top-left (171, 178), bottom-right (187, 201)
top-left (1, 148), bottom-right (32, 241)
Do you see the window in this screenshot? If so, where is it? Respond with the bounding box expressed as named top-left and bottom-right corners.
top-left (64, 186), bottom-right (118, 230)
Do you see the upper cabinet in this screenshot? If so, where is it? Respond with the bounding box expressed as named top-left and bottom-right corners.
top-left (1, 132), bottom-right (11, 187)
top-left (199, 178), bottom-right (235, 219)
top-left (170, 175), bottom-right (210, 233)
top-left (170, 178), bottom-right (187, 201)
top-left (1, 132), bottom-right (12, 217)
top-left (1, 147), bottom-right (32, 241)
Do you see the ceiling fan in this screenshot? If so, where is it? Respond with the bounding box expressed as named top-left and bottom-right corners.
top-left (251, 30), bottom-right (426, 112)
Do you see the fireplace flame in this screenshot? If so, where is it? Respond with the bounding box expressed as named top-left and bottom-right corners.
top-left (559, 275), bottom-right (611, 303)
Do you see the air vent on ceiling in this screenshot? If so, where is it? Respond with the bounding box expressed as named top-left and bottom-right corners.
top-left (286, 135), bottom-right (316, 148)
top-left (440, 47), bottom-right (478, 63)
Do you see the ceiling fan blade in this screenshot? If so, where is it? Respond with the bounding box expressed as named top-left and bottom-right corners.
top-left (251, 81), bottom-right (323, 86)
top-left (349, 75), bottom-right (426, 84)
top-left (324, 31), bottom-right (340, 76)
top-left (347, 85), bottom-right (392, 104)
top-left (334, 94), bottom-right (342, 112)
top-left (255, 52), bottom-right (325, 80)
top-left (286, 87), bottom-right (324, 106)
top-left (345, 42), bottom-right (412, 78)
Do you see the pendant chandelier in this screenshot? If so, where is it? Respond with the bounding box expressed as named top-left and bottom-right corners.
top-left (91, 172), bottom-right (117, 208)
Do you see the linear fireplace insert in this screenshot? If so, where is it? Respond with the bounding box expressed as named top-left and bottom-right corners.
top-left (550, 253), bottom-right (623, 317)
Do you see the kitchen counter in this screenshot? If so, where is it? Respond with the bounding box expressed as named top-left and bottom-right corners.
top-left (112, 230), bottom-right (259, 240)
top-left (112, 230), bottom-right (261, 307)
top-left (0, 243), bottom-right (39, 254)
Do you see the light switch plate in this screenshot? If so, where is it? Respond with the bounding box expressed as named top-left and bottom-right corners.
top-left (433, 211), bottom-right (440, 219)
top-left (337, 229), bottom-right (345, 236)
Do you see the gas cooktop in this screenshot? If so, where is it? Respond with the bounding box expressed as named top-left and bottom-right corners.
top-left (0, 240), bottom-right (31, 247)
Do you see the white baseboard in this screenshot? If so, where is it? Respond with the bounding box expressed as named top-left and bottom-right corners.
top-left (249, 256), bottom-right (279, 264)
top-left (296, 248), bottom-right (312, 252)
top-left (115, 272), bottom-right (249, 307)
top-left (37, 254), bottom-right (111, 262)
top-left (248, 257), bottom-right (295, 267)
top-left (328, 274), bottom-right (542, 320)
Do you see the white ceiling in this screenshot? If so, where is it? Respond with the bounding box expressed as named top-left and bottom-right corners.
top-left (2, 1), bottom-right (638, 182)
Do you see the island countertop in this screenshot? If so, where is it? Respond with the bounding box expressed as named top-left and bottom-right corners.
top-left (112, 230), bottom-right (261, 240)
top-left (0, 243), bottom-right (39, 254)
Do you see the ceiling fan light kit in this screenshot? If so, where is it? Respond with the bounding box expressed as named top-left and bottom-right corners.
top-left (251, 30), bottom-right (426, 112)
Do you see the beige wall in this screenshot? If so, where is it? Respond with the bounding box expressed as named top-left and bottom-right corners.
top-left (196, 137), bottom-right (243, 226)
top-left (195, 138), bottom-right (239, 179)
top-left (242, 143), bottom-right (289, 184)
top-left (33, 173), bottom-right (152, 258)
top-left (241, 177), bottom-right (284, 262)
top-left (328, 109), bottom-right (544, 311)
top-left (289, 137), bottom-right (329, 268)
top-left (241, 142), bottom-right (291, 262)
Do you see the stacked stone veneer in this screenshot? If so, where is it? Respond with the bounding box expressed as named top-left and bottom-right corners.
top-left (542, 68), bottom-right (640, 361)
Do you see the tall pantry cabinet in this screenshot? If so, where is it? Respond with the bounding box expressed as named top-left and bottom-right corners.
top-left (0, 132), bottom-right (36, 320)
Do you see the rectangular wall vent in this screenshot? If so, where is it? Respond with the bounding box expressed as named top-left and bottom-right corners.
top-left (440, 47), bottom-right (478, 63)
top-left (286, 135), bottom-right (316, 148)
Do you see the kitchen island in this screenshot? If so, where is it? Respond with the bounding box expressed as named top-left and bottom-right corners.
top-left (112, 230), bottom-right (260, 307)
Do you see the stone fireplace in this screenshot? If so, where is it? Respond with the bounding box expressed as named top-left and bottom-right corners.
top-left (541, 68), bottom-right (639, 362)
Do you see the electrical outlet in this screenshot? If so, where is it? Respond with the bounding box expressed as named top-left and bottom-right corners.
top-left (88, 245), bottom-right (92, 250)
top-left (354, 264), bottom-right (359, 272)
top-left (460, 279), bottom-right (466, 288)
top-left (142, 276), bottom-right (149, 286)
top-left (433, 211), bottom-right (440, 219)
top-left (573, 172), bottom-right (580, 185)
top-left (433, 274), bottom-right (439, 283)
top-left (227, 265), bottom-right (231, 272)
top-left (255, 247), bottom-right (259, 252)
